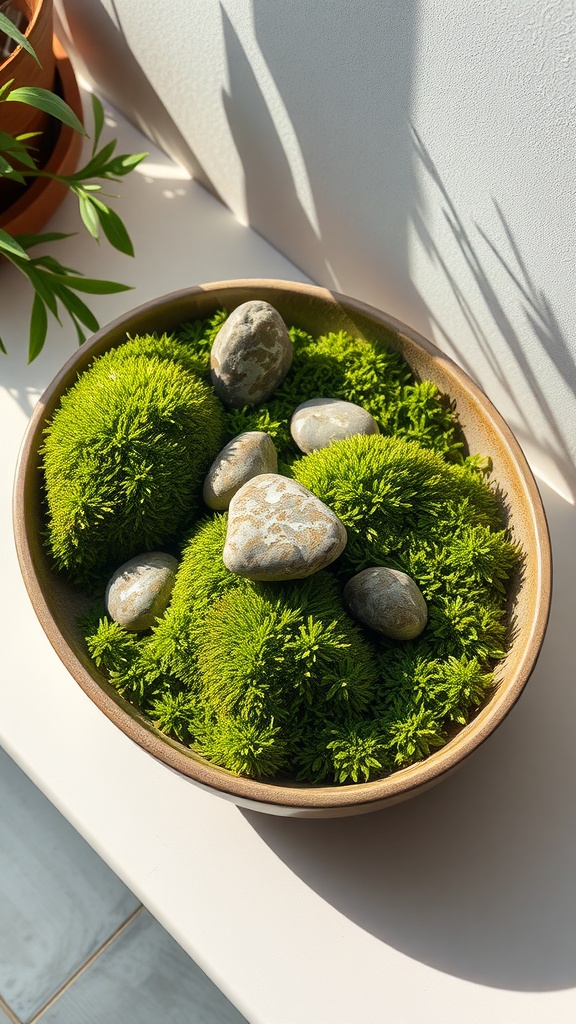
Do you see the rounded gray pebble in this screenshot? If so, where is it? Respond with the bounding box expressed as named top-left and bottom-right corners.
top-left (203, 431), bottom-right (278, 510)
top-left (223, 473), bottom-right (347, 581)
top-left (290, 397), bottom-right (380, 453)
top-left (343, 567), bottom-right (428, 640)
top-left (105, 552), bottom-right (179, 631)
top-left (210, 300), bottom-right (293, 407)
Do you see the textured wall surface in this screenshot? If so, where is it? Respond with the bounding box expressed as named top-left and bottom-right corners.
top-left (57, 0), bottom-right (575, 498)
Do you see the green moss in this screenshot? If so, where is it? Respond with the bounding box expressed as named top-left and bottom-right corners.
top-left (294, 720), bottom-right (390, 784)
top-left (175, 309), bottom-right (228, 376)
top-left (75, 317), bottom-right (521, 786)
top-left (195, 573), bottom-right (378, 720)
top-left (292, 434), bottom-right (519, 661)
top-left (193, 715), bottom-right (290, 779)
top-left (291, 434), bottom-right (508, 571)
top-left (42, 343), bottom-right (225, 588)
top-left (374, 650), bottom-right (494, 767)
top-left (189, 571), bottom-right (379, 780)
top-left (115, 332), bottom-right (209, 379)
top-left (83, 521), bottom-right (380, 781)
top-left (222, 327), bottom-right (463, 466)
top-left (83, 613), bottom-right (141, 674)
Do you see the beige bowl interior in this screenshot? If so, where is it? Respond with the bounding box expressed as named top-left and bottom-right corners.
top-left (13, 280), bottom-right (552, 817)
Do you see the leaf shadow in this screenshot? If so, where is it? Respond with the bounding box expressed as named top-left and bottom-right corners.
top-left (411, 126), bottom-right (576, 501)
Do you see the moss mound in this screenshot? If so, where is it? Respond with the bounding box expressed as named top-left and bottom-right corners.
top-left (73, 319), bottom-right (521, 786)
top-left (292, 434), bottom-right (519, 662)
top-left (84, 518), bottom-right (379, 780)
top-left (83, 435), bottom-right (519, 783)
top-left (42, 339), bottom-right (224, 588)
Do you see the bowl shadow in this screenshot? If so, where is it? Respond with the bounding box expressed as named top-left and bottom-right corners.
top-left (241, 481), bottom-right (574, 992)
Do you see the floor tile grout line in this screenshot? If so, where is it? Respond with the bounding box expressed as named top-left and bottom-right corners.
top-left (27, 903), bottom-right (144, 1024)
top-left (0, 994), bottom-right (23, 1024)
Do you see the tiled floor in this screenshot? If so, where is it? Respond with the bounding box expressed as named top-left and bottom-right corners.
top-left (0, 747), bottom-right (247, 1024)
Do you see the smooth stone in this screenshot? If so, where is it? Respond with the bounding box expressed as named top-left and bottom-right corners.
top-left (223, 473), bottom-right (347, 581)
top-left (203, 431), bottom-right (278, 510)
top-left (210, 300), bottom-right (293, 408)
top-left (343, 567), bottom-right (428, 640)
top-left (105, 552), bottom-right (179, 631)
top-left (290, 397), bottom-right (380, 453)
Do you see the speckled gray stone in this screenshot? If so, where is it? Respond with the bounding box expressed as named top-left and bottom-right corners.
top-left (343, 567), bottom-right (428, 640)
top-left (223, 473), bottom-right (347, 581)
top-left (290, 397), bottom-right (380, 453)
top-left (105, 552), bottom-right (179, 631)
top-left (210, 301), bottom-right (293, 407)
top-left (203, 431), bottom-right (278, 510)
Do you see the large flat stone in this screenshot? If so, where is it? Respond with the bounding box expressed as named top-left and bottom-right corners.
top-left (223, 474), bottom-right (347, 581)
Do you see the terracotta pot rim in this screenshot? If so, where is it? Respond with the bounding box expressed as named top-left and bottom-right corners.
top-left (12, 281), bottom-right (553, 816)
top-left (0, 0), bottom-right (48, 72)
top-left (0, 35), bottom-right (83, 235)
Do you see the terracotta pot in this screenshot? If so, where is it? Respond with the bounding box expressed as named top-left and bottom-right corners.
top-left (0, 35), bottom-right (82, 234)
top-left (0, 0), bottom-right (55, 137)
top-left (13, 282), bottom-right (553, 818)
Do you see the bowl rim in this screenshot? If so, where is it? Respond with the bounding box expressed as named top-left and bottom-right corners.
top-left (12, 279), bottom-right (553, 812)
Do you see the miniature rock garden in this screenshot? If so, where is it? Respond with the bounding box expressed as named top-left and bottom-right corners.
top-left (40, 300), bottom-right (521, 785)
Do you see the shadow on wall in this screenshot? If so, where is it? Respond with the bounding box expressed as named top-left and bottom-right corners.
top-left (242, 481), bottom-right (576, 994)
top-left (411, 128), bottom-right (576, 502)
top-left (221, 0), bottom-right (428, 326)
top-left (219, 5), bottom-right (323, 282)
top-left (56, 0), bottom-right (218, 198)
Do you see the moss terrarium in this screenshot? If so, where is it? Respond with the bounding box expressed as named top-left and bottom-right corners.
top-left (41, 308), bottom-right (521, 786)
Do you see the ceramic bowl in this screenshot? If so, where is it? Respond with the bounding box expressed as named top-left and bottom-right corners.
top-left (13, 280), bottom-right (552, 817)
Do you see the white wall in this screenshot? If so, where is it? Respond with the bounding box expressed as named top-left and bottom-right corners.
top-left (57, 0), bottom-right (576, 499)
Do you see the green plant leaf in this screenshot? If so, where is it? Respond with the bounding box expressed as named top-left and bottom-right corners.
top-left (0, 11), bottom-right (40, 64)
top-left (28, 292), bottom-right (48, 362)
top-left (53, 282), bottom-right (100, 332)
top-left (0, 335), bottom-right (6, 354)
top-left (69, 315), bottom-right (87, 346)
top-left (31, 253), bottom-right (70, 273)
top-left (0, 163), bottom-right (26, 183)
top-left (91, 93), bottom-right (105, 155)
top-left (107, 152), bottom-right (147, 176)
top-left (0, 132), bottom-right (37, 169)
top-left (6, 87), bottom-right (87, 135)
top-left (0, 128), bottom-right (22, 149)
top-left (15, 231), bottom-right (74, 248)
top-left (0, 228), bottom-right (29, 259)
top-left (0, 79), bottom-right (15, 101)
top-left (77, 192), bottom-right (100, 240)
top-left (90, 197), bottom-right (134, 256)
top-left (25, 266), bottom-right (59, 318)
top-left (70, 140), bottom-right (117, 181)
top-left (50, 273), bottom-right (132, 294)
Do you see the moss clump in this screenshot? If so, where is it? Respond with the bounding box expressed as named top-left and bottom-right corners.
top-left (174, 309), bottom-right (228, 375)
top-left (75, 320), bottom-right (521, 786)
top-left (42, 339), bottom-right (224, 588)
top-left (222, 326), bottom-right (463, 466)
top-left (292, 434), bottom-right (519, 663)
top-left (84, 516), bottom-right (379, 780)
top-left (115, 331), bottom-right (209, 379)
